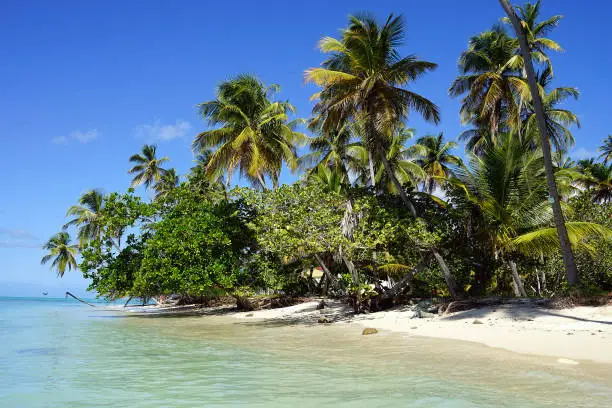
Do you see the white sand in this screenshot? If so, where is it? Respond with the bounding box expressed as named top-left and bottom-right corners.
top-left (234, 300), bottom-right (612, 364)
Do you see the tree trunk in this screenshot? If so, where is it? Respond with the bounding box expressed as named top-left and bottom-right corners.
top-left (432, 248), bottom-right (463, 299)
top-left (314, 253), bottom-right (336, 286)
top-left (499, 0), bottom-right (579, 285)
top-left (368, 150), bottom-right (377, 188)
top-left (383, 258), bottom-right (429, 299)
top-left (123, 296), bottom-right (133, 307)
top-left (508, 260), bottom-right (527, 297)
top-left (65, 291), bottom-right (96, 307)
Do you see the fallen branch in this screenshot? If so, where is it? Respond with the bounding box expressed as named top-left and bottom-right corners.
top-left (65, 291), bottom-right (96, 307)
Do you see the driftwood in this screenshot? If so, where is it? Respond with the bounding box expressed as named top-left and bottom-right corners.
top-left (65, 291), bottom-right (96, 307)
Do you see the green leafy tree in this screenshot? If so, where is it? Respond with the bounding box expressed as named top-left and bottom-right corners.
top-left (41, 232), bottom-right (79, 277)
top-left (193, 75), bottom-right (305, 189)
top-left (128, 144), bottom-right (169, 188)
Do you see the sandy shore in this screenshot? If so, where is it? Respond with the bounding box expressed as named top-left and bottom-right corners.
top-left (230, 299), bottom-right (612, 364)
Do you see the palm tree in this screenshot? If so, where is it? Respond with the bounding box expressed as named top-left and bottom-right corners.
top-left (306, 164), bottom-right (348, 195)
top-left (305, 13), bottom-right (439, 215)
top-left (581, 163), bottom-right (612, 204)
top-left (62, 189), bottom-right (104, 248)
top-left (502, 0), bottom-right (563, 73)
top-left (153, 169), bottom-right (179, 200)
top-left (193, 74), bottom-right (305, 189)
top-left (370, 128), bottom-right (425, 195)
top-left (299, 122), bottom-right (365, 182)
top-left (517, 66), bottom-right (579, 152)
top-left (599, 135), bottom-right (612, 164)
top-left (449, 26), bottom-right (524, 139)
top-left (128, 144), bottom-right (169, 188)
top-left (41, 232), bottom-right (79, 277)
top-left (413, 133), bottom-right (462, 193)
top-left (453, 135), bottom-right (607, 296)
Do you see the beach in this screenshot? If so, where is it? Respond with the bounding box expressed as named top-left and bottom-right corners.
top-left (227, 299), bottom-right (612, 364)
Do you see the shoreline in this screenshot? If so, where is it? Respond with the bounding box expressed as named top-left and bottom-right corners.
top-left (116, 299), bottom-right (612, 364)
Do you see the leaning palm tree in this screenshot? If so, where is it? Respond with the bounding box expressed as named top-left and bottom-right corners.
top-left (153, 169), bottom-right (179, 200)
top-left (599, 135), bottom-right (612, 164)
top-left (41, 232), bottom-right (79, 277)
top-left (193, 74), bottom-right (305, 189)
top-left (62, 189), bottom-right (104, 248)
top-left (128, 144), bottom-right (169, 188)
top-left (500, 0), bottom-right (581, 285)
top-left (517, 66), bottom-right (579, 152)
top-left (502, 0), bottom-right (563, 74)
top-left (413, 133), bottom-right (462, 193)
top-left (449, 26), bottom-right (524, 140)
top-left (305, 13), bottom-right (439, 215)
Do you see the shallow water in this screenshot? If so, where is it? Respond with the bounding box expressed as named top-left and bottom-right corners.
top-left (1, 297), bottom-right (611, 407)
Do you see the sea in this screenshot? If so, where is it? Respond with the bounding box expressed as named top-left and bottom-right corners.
top-left (1, 296), bottom-right (611, 407)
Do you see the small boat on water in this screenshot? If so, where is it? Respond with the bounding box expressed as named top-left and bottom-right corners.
top-left (42, 291), bottom-right (48, 296)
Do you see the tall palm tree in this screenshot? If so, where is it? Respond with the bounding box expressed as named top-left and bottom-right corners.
top-left (502, 0), bottom-right (563, 73)
top-left (517, 66), bottom-right (579, 152)
top-left (599, 135), bottom-right (612, 164)
top-left (62, 189), bottom-right (104, 248)
top-left (193, 74), bottom-right (305, 189)
top-left (153, 169), bottom-right (179, 200)
top-left (41, 232), bottom-right (79, 277)
top-left (305, 13), bottom-right (439, 215)
top-left (128, 144), bottom-right (169, 188)
top-left (449, 26), bottom-right (524, 139)
top-left (413, 133), bottom-right (462, 193)
top-left (500, 0), bottom-right (581, 285)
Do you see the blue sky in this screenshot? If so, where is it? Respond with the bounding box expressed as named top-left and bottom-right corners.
top-left (1, 0), bottom-right (610, 297)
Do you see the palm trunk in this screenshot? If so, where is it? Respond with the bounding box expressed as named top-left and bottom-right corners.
top-left (256, 172), bottom-right (267, 190)
top-left (500, 0), bottom-right (579, 286)
top-left (508, 260), bottom-right (527, 297)
top-left (432, 248), bottom-right (463, 299)
top-left (383, 258), bottom-right (429, 299)
top-left (368, 150), bottom-right (376, 188)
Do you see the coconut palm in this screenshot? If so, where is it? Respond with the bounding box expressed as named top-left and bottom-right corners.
top-left (449, 26), bottom-right (524, 139)
top-left (62, 189), bottom-right (104, 247)
top-left (306, 164), bottom-right (348, 195)
top-left (580, 163), bottom-right (612, 204)
top-left (370, 128), bottom-right (425, 195)
top-left (453, 135), bottom-right (608, 295)
top-left (41, 232), bottom-right (79, 277)
top-left (502, 0), bottom-right (563, 73)
top-left (193, 74), bottom-right (305, 189)
top-left (305, 13), bottom-right (439, 214)
top-left (153, 169), bottom-right (179, 200)
top-left (599, 135), bottom-right (612, 164)
top-left (517, 66), bottom-right (579, 152)
top-left (128, 144), bottom-right (169, 188)
top-left (299, 122), bottom-right (366, 182)
top-left (413, 133), bottom-right (462, 193)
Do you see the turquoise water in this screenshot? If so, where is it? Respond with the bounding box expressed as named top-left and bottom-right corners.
top-left (1, 297), bottom-right (611, 407)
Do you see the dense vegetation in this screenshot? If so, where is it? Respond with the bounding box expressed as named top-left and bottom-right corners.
top-left (43, 1), bottom-right (612, 310)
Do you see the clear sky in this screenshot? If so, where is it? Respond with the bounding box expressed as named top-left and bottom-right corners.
top-left (1, 0), bottom-right (610, 297)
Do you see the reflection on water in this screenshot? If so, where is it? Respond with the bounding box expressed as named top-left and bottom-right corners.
top-left (1, 297), bottom-right (611, 407)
